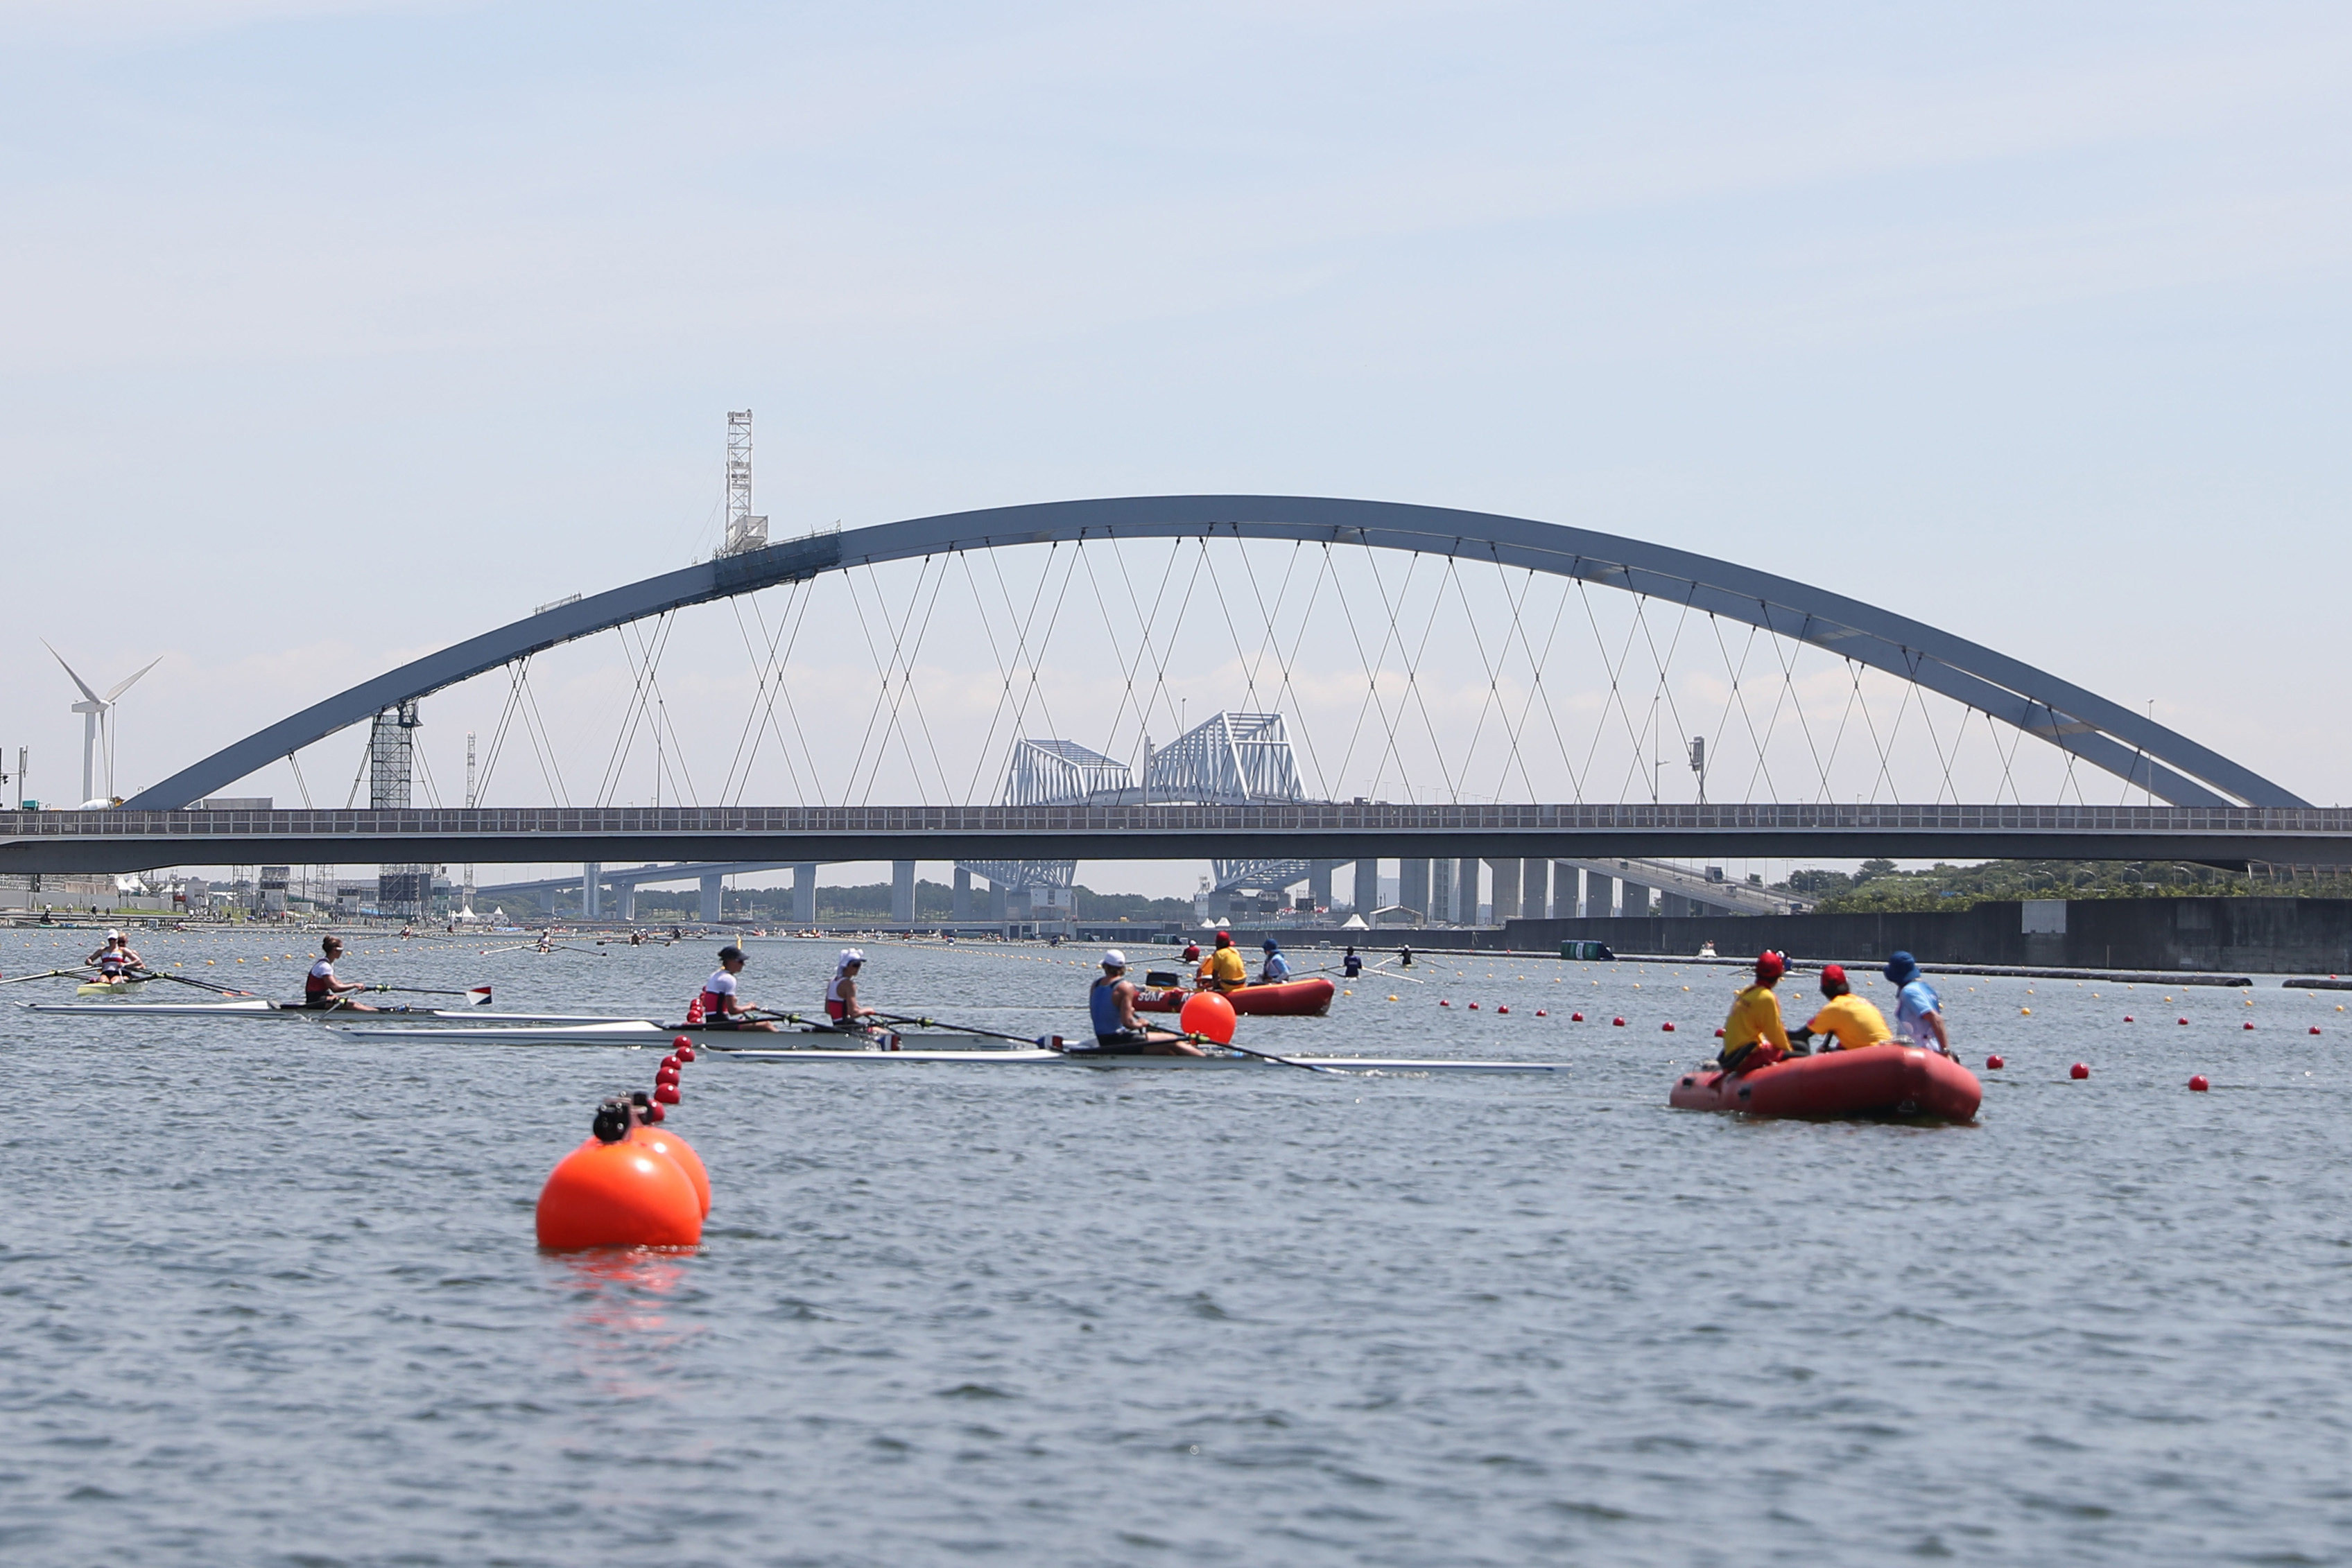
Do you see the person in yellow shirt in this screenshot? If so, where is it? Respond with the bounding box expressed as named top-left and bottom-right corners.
top-left (1794, 964), bottom-right (1894, 1052)
top-left (1195, 930), bottom-right (1250, 992)
top-left (1718, 950), bottom-right (1793, 1073)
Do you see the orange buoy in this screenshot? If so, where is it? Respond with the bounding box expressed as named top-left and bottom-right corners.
top-left (1178, 990), bottom-right (1237, 1043)
top-left (634, 1127), bottom-right (711, 1218)
top-left (537, 1135), bottom-right (702, 1249)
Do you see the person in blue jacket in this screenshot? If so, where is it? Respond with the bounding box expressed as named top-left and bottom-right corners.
top-left (1885, 951), bottom-right (1951, 1054)
top-left (1259, 939), bottom-right (1292, 984)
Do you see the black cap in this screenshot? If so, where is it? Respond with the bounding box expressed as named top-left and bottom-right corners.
top-left (718, 944), bottom-right (745, 962)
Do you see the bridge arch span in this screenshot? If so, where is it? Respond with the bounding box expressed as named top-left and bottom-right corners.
top-left (124, 496), bottom-right (2302, 811)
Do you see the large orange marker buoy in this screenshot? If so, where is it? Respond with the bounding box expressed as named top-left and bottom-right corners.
top-left (634, 1127), bottom-right (711, 1218)
top-left (1178, 990), bottom-right (1237, 1043)
top-left (537, 1133), bottom-right (702, 1249)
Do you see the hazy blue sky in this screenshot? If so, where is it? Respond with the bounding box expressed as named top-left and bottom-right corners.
top-left (3, 2), bottom-right (2346, 896)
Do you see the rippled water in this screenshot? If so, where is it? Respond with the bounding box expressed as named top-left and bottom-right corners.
top-left (4, 927), bottom-right (2349, 1565)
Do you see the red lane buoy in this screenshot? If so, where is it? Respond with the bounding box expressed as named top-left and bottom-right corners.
top-left (1534, 1009), bottom-right (1547, 1017)
top-left (2069, 1062), bottom-right (2089, 1079)
top-left (1986, 1054), bottom-right (2005, 1070)
top-left (2188, 1074), bottom-right (2210, 1092)
top-left (1469, 1002), bottom-right (1480, 1011)
top-left (2123, 1016), bottom-right (2134, 1023)
top-left (2243, 1022), bottom-right (2255, 1031)
top-left (634, 1128), bottom-right (711, 1217)
top-left (1611, 1016), bottom-right (1626, 1027)
top-left (1496, 1005), bottom-right (1509, 1015)
top-left (1439, 999), bottom-right (1452, 1008)
top-left (1179, 990), bottom-right (1238, 1043)
top-left (1714, 1027), bottom-right (1725, 1038)
top-left (654, 1081), bottom-right (681, 1104)
top-left (537, 1136), bottom-right (702, 1250)
top-left (2312, 1027), bottom-right (2323, 1036)
top-left (2177, 1018), bottom-right (2189, 1025)
top-left (1662, 1021), bottom-right (1676, 1032)
top-left (1571, 1012), bottom-right (1584, 1022)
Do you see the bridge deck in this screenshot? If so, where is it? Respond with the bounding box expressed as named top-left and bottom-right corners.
top-left (5, 803), bottom-right (2349, 874)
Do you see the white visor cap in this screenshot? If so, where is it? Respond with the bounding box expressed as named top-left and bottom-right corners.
top-left (1101, 950), bottom-right (1127, 968)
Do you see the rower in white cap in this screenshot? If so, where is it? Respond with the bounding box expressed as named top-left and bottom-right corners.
top-left (1078, 950), bottom-right (1204, 1056)
top-left (824, 947), bottom-right (877, 1030)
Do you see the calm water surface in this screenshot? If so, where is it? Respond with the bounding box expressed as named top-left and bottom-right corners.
top-left (3, 930), bottom-right (2348, 1565)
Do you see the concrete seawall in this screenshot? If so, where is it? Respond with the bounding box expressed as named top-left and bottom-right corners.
top-left (1497, 897), bottom-right (2352, 976)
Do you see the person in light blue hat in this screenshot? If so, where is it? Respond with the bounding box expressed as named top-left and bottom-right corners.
top-left (1884, 951), bottom-right (1950, 1055)
top-left (1259, 939), bottom-right (1292, 984)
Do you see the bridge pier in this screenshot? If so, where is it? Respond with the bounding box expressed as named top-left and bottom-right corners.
top-left (583, 863), bottom-right (601, 920)
top-left (1521, 858), bottom-right (1548, 923)
top-left (792, 863), bottom-right (816, 924)
top-left (1487, 857), bottom-right (1520, 927)
top-left (1454, 857), bottom-right (1480, 925)
top-left (699, 872), bottom-right (722, 923)
top-left (892, 860), bottom-right (915, 924)
top-left (1308, 860), bottom-right (1335, 913)
top-left (1662, 891), bottom-right (1691, 918)
top-left (1352, 857), bottom-right (1380, 914)
top-left (987, 881), bottom-right (1008, 924)
top-left (616, 880), bottom-right (635, 922)
top-left (953, 866), bottom-right (972, 923)
top-left (1593, 873), bottom-right (1618, 919)
top-left (1399, 859), bottom-right (1428, 924)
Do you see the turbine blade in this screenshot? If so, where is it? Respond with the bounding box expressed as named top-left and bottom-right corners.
top-left (104, 656), bottom-right (163, 703)
top-left (43, 642), bottom-right (103, 705)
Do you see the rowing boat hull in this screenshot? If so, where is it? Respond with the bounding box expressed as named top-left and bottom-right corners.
top-left (1134, 978), bottom-right (1337, 1016)
top-left (24, 1003), bottom-right (628, 1022)
top-left (75, 979), bottom-right (151, 997)
top-left (318, 1021), bottom-right (1032, 1049)
top-left (1668, 1047), bottom-right (1980, 1121)
top-left (714, 1047), bottom-right (1556, 1072)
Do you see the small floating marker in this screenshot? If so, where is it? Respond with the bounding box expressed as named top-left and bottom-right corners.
top-left (1439, 999), bottom-right (1451, 1007)
top-left (1468, 1002), bottom-right (1480, 1011)
top-left (2020, 1007), bottom-right (2031, 1016)
top-left (2123, 1016), bottom-right (2134, 1023)
top-left (1387, 995), bottom-right (1398, 1002)
top-left (1611, 1016), bottom-right (1626, 1027)
top-left (1534, 1009), bottom-right (1546, 1017)
top-left (1495, 1005), bottom-right (1508, 1014)
top-left (2189, 1075), bottom-right (2210, 1092)
top-left (2244, 1022), bottom-right (2256, 1031)
top-left (1571, 1012), bottom-right (1584, 1022)
top-left (1661, 1021), bottom-right (1676, 1032)
top-left (1715, 1027), bottom-right (1725, 1038)
top-left (1985, 1054), bottom-right (2005, 1070)
top-left (2178, 1017), bottom-right (2189, 1025)
top-left (2315, 1027), bottom-right (2324, 1035)
top-left (2069, 1063), bottom-right (2089, 1080)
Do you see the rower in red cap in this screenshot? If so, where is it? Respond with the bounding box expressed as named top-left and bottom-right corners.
top-left (1716, 950), bottom-right (1794, 1073)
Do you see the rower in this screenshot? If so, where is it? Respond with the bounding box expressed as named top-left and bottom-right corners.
top-left (1792, 964), bottom-right (1892, 1052)
top-left (304, 934), bottom-right (379, 1011)
top-left (1259, 939), bottom-right (1292, 984)
top-left (824, 948), bottom-right (876, 1030)
top-left (1078, 950), bottom-right (1204, 1056)
top-left (698, 945), bottom-right (780, 1031)
top-left (1342, 946), bottom-right (1363, 979)
top-left (84, 930), bottom-right (139, 984)
top-left (1398, 945), bottom-right (1414, 968)
top-left (1196, 930), bottom-right (1248, 993)
top-left (1182, 940), bottom-right (1202, 965)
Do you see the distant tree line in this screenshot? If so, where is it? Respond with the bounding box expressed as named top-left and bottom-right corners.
top-left (1774, 857), bottom-right (2349, 914)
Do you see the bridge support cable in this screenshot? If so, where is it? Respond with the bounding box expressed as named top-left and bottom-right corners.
top-left (720, 580), bottom-right (821, 807)
top-left (840, 555), bottom-right (956, 808)
top-left (956, 542), bottom-right (1082, 809)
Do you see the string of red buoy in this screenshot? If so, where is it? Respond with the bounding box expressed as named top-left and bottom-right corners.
top-left (536, 1036), bottom-right (711, 1250)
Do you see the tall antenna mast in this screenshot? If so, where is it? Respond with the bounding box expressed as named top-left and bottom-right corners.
top-left (721, 410), bottom-right (767, 555)
top-left (462, 730), bottom-right (477, 916)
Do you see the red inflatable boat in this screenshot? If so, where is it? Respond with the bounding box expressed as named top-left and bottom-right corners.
top-left (1669, 1046), bottom-right (1980, 1122)
top-left (1135, 977), bottom-right (1337, 1017)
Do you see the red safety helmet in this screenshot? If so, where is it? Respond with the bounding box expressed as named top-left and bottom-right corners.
top-left (1755, 950), bottom-right (1787, 984)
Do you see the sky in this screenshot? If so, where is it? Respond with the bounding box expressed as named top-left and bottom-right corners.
top-left (2, 1), bottom-right (2347, 899)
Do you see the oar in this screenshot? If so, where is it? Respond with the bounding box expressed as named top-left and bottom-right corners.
top-left (125, 968), bottom-right (262, 999)
top-left (1184, 1034), bottom-right (1333, 1073)
top-left (366, 984), bottom-right (495, 1002)
top-left (868, 1010), bottom-right (1058, 1048)
top-left (0, 966), bottom-right (96, 989)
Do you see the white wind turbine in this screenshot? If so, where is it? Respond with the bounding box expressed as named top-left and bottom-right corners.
top-left (45, 643), bottom-right (162, 806)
